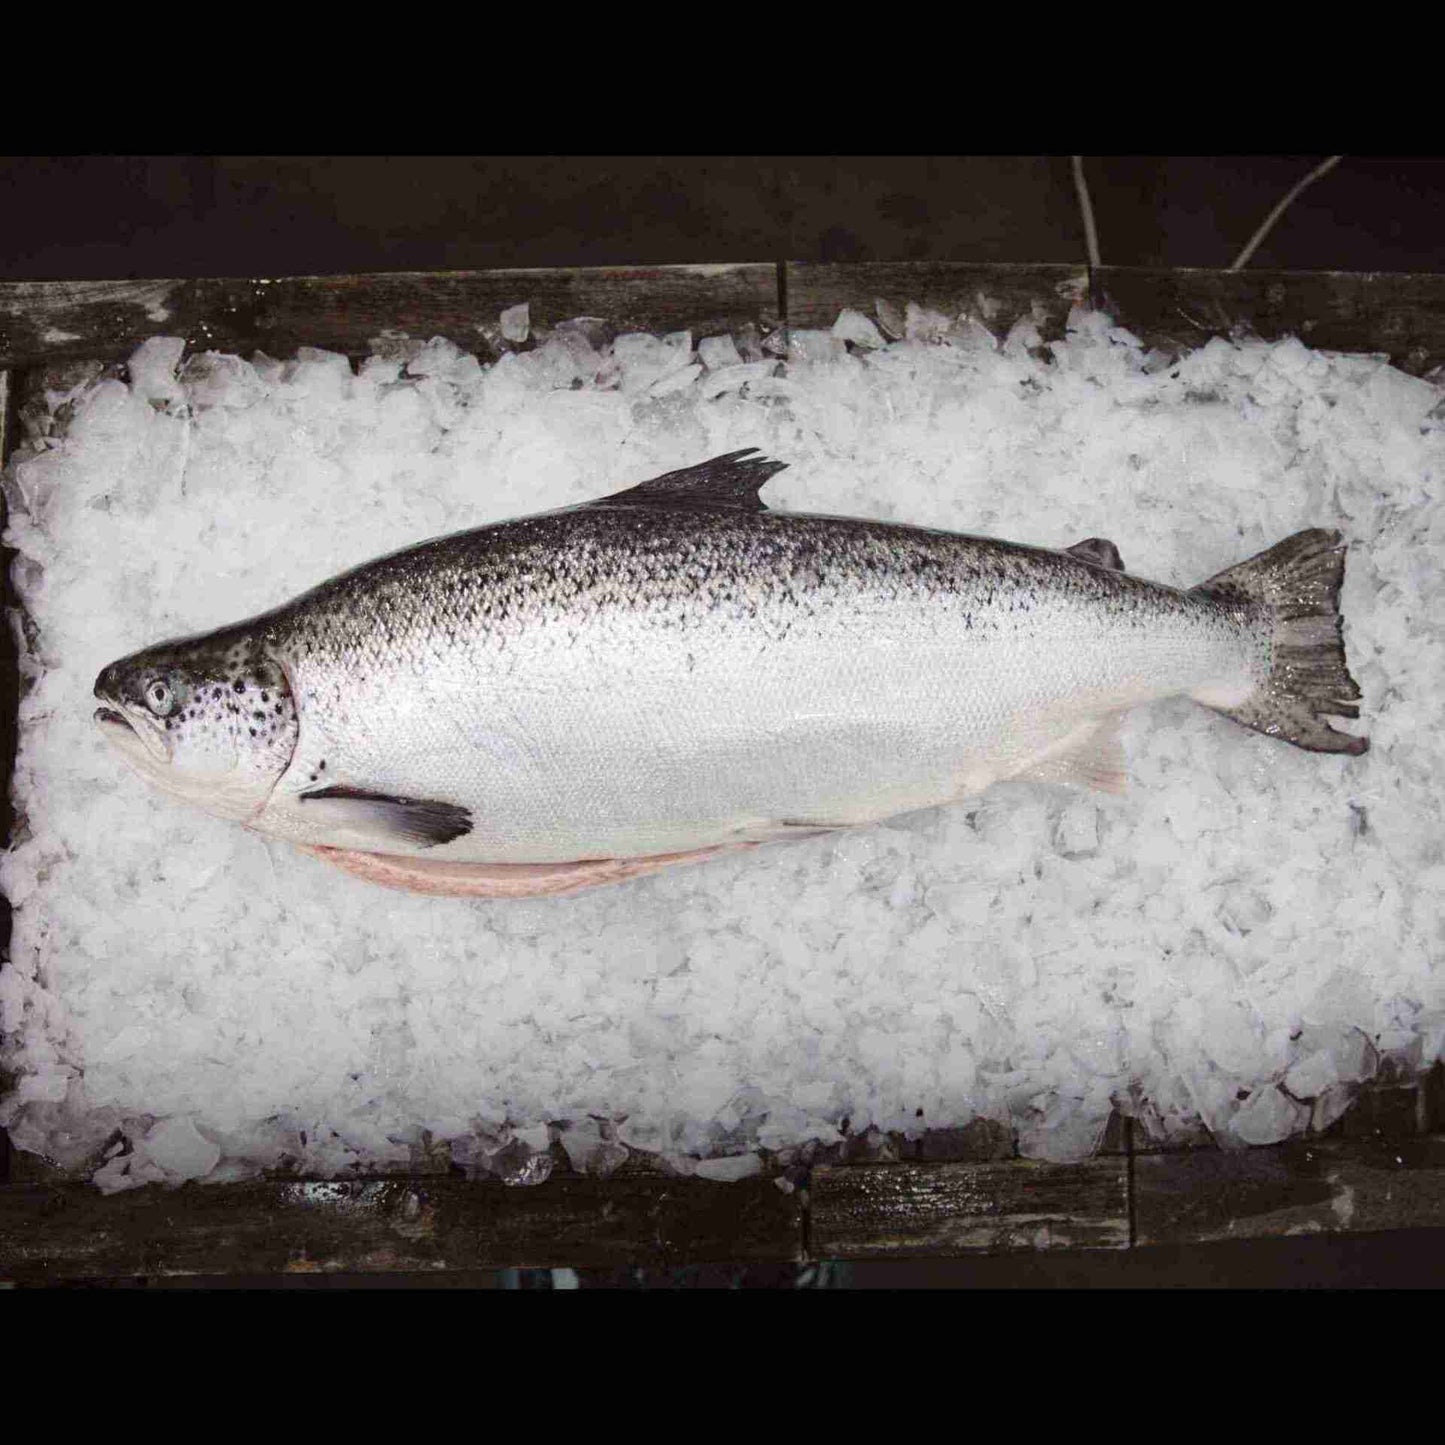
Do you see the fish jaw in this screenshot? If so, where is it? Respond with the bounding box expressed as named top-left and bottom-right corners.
top-left (94, 703), bottom-right (170, 768)
top-left (93, 701), bottom-right (278, 823)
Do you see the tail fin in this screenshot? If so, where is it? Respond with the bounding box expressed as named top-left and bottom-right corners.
top-left (1192, 529), bottom-right (1368, 756)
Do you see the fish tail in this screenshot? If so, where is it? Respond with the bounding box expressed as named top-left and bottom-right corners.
top-left (1190, 528), bottom-right (1368, 755)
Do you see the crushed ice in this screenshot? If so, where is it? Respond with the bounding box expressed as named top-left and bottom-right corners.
top-left (2, 303), bottom-right (1443, 1191)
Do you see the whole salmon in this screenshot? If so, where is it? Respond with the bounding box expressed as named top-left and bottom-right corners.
top-left (93, 451), bottom-right (1367, 897)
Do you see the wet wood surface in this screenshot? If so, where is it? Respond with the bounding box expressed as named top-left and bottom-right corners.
top-left (785, 260), bottom-right (1087, 339)
top-left (5, 263), bottom-right (1443, 377)
top-left (809, 1157), bottom-right (1130, 1257)
top-left (0, 264), bottom-right (781, 370)
top-left (1095, 266), bottom-right (1445, 376)
top-left (0, 369), bottom-right (17, 1197)
top-left (0, 1173), bottom-right (804, 1282)
top-left (1134, 1135), bottom-right (1445, 1246)
top-left (4, 1128), bottom-right (1444, 1279)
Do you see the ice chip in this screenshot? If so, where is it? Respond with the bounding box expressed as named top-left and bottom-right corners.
top-left (558, 1118), bottom-right (628, 1176)
top-left (649, 362), bottom-right (701, 396)
top-left (143, 1116), bottom-right (222, 1180)
top-left (1052, 800), bottom-right (1099, 859)
top-left (875, 298), bottom-right (906, 339)
top-left (1283, 1048), bottom-right (1338, 1099)
top-left (698, 334), bottom-right (743, 370)
top-left (694, 1152), bottom-right (762, 1181)
top-left (127, 337), bottom-right (187, 407)
top-left (699, 361), bottom-right (778, 400)
top-left (499, 302), bottom-right (530, 343)
top-left (832, 309), bottom-right (886, 350)
top-left (788, 330), bottom-right (847, 363)
top-left (904, 302), bottom-right (951, 343)
top-left (1230, 1087), bottom-right (1307, 1145)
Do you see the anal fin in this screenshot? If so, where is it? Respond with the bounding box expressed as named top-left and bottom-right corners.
top-left (296, 842), bottom-right (756, 898)
top-left (1015, 714), bottom-right (1127, 794)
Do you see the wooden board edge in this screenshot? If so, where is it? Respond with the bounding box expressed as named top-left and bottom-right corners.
top-left (0, 263), bottom-right (783, 370)
top-left (0, 1171), bottom-right (805, 1282)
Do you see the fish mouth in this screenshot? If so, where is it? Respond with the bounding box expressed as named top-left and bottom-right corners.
top-left (93, 701), bottom-right (171, 765)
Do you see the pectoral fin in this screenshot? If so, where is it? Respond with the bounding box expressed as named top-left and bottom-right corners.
top-left (297, 785), bottom-right (472, 849)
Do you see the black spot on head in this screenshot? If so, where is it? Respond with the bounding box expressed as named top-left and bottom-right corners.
top-left (275, 702), bottom-right (283, 714)
top-left (253, 710), bottom-right (266, 721)
top-left (213, 687), bottom-right (223, 700)
top-left (233, 679), bottom-right (245, 693)
top-left (318, 760), bottom-right (326, 771)
top-left (260, 691), bottom-right (269, 703)
top-left (249, 727), bottom-right (256, 737)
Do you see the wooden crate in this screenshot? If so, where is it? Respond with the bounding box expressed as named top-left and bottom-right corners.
top-left (2, 261), bottom-right (1444, 1283)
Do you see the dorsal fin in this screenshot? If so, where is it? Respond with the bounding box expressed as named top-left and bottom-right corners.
top-left (1065, 537), bottom-right (1125, 571)
top-left (596, 449), bottom-right (788, 512)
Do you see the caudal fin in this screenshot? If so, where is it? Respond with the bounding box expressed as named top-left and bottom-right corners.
top-left (1192, 529), bottom-right (1368, 756)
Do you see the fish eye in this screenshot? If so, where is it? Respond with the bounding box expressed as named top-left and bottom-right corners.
top-left (144, 679), bottom-right (175, 716)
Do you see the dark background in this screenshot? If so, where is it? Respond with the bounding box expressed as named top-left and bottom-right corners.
top-left (2, 156), bottom-right (1442, 279)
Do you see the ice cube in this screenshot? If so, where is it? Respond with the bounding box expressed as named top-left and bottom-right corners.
top-left (127, 337), bottom-right (187, 407)
top-left (1052, 800), bottom-right (1099, 859)
top-left (698, 334), bottom-right (743, 370)
top-left (832, 309), bottom-right (886, 350)
top-left (143, 1116), bottom-right (222, 1180)
top-left (904, 302), bottom-right (952, 343)
top-left (649, 362), bottom-right (701, 396)
top-left (1229, 1087), bottom-right (1307, 1145)
top-left (499, 303), bottom-right (530, 343)
top-left (875, 298), bottom-right (906, 339)
top-left (788, 330), bottom-right (846, 363)
top-left (1283, 1048), bottom-right (1337, 1099)
top-left (694, 1152), bottom-right (763, 1181)
top-left (699, 360), bottom-right (778, 400)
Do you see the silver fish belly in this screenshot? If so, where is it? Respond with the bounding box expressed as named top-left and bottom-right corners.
top-left (95, 451), bottom-right (1366, 886)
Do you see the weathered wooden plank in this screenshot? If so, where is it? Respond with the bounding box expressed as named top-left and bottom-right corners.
top-left (1096, 266), bottom-right (1445, 376)
top-left (1, 367), bottom-right (16, 1191)
top-left (0, 264), bottom-right (782, 370)
top-left (810, 1157), bottom-right (1129, 1258)
top-left (1425, 1062), bottom-right (1445, 1135)
top-left (784, 260), bottom-right (1088, 341)
top-left (9, 262), bottom-right (1443, 377)
top-left (0, 1171), bottom-right (803, 1282)
top-left (1339, 1084), bottom-right (1425, 1141)
top-left (1132, 1062), bottom-right (1440, 1154)
top-left (1134, 1135), bottom-right (1445, 1246)
top-left (830, 1109), bottom-right (1127, 1166)
top-left (907, 1118), bottom-right (1020, 1164)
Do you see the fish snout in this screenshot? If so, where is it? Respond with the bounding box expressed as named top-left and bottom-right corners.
top-left (94, 661), bottom-right (124, 703)
top-left (92, 661), bottom-right (172, 763)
